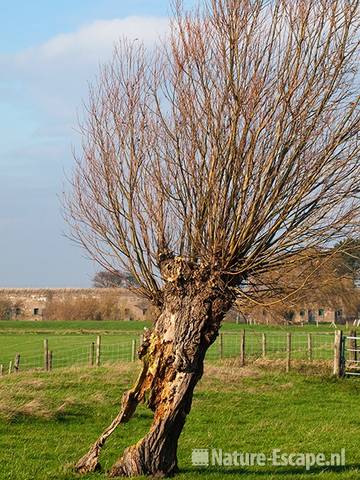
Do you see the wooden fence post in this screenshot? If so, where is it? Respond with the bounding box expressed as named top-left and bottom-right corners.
top-left (48, 351), bottom-right (53, 371)
top-left (0, 364), bottom-right (3, 376)
top-left (89, 342), bottom-right (95, 366)
top-left (262, 333), bottom-right (266, 358)
top-left (334, 330), bottom-right (344, 377)
top-left (286, 333), bottom-right (291, 373)
top-left (8, 361), bottom-right (12, 375)
top-left (219, 333), bottom-right (224, 359)
top-left (240, 330), bottom-right (245, 366)
top-left (44, 339), bottom-right (49, 371)
top-left (307, 333), bottom-right (313, 361)
top-left (96, 335), bottom-right (101, 367)
top-left (341, 335), bottom-right (346, 377)
top-left (14, 354), bottom-right (20, 373)
top-left (131, 339), bottom-right (137, 362)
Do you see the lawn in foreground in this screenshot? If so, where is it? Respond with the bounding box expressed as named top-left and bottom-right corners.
top-left (0, 360), bottom-right (359, 480)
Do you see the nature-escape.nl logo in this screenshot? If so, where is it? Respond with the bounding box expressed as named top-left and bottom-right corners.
top-left (191, 448), bottom-right (346, 471)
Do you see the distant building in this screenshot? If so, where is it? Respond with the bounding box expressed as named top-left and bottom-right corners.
top-left (0, 288), bottom-right (150, 321)
top-left (232, 304), bottom-right (356, 325)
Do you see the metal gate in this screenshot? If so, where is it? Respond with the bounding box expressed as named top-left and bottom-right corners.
top-left (344, 334), bottom-right (360, 376)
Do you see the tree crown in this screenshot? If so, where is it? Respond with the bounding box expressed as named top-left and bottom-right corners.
top-left (66, 0), bottom-right (360, 305)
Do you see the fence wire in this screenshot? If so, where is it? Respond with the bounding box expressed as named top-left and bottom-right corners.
top-left (0, 331), bottom-right (335, 376)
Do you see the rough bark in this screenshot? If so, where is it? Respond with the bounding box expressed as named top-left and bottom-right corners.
top-left (75, 258), bottom-right (232, 477)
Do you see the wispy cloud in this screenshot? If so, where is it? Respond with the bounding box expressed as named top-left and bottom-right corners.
top-left (0, 16), bottom-right (170, 287)
top-left (1, 16), bottom-right (169, 123)
top-left (16, 16), bottom-right (169, 64)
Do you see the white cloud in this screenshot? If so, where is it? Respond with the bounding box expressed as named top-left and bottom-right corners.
top-left (0, 16), bottom-right (169, 124)
top-left (0, 15), bottom-right (171, 193)
top-left (15, 16), bottom-right (169, 66)
top-left (0, 16), bottom-right (171, 287)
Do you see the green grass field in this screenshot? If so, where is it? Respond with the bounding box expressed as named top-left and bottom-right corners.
top-left (0, 320), bottom-right (152, 334)
top-left (0, 321), bottom-right (342, 371)
top-left (0, 360), bottom-right (359, 480)
top-left (0, 319), bottom-right (342, 333)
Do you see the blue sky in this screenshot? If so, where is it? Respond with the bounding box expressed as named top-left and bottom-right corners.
top-left (0, 1), bottom-right (193, 287)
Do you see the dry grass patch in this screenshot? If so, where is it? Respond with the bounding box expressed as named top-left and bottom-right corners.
top-left (200, 358), bottom-right (331, 394)
top-left (204, 359), bottom-right (263, 380)
top-left (18, 398), bottom-right (52, 419)
top-left (0, 394), bottom-right (52, 421)
top-left (0, 364), bottom-right (138, 423)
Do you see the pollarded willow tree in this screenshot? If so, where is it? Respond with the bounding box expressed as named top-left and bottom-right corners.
top-left (66, 0), bottom-right (360, 477)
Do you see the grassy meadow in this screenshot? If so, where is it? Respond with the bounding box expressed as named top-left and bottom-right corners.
top-left (0, 321), bottom-right (340, 370)
top-left (0, 320), bottom-right (358, 479)
top-left (0, 360), bottom-right (360, 480)
top-left (0, 319), bottom-right (342, 333)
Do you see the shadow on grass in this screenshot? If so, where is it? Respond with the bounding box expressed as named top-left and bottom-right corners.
top-left (6, 408), bottom-right (93, 425)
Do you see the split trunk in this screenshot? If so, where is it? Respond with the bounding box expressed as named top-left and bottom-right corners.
top-left (76, 259), bottom-right (232, 477)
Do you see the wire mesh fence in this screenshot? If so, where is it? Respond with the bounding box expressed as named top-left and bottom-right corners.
top-left (207, 331), bottom-right (335, 361)
top-left (0, 330), bottom-right (336, 377)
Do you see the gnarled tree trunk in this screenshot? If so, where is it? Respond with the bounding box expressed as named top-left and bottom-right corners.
top-left (75, 259), bottom-right (232, 477)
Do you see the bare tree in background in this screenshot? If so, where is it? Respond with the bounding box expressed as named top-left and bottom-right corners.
top-left (335, 237), bottom-right (360, 284)
top-left (66, 0), bottom-right (360, 477)
top-left (238, 246), bottom-right (360, 323)
top-left (92, 270), bottom-right (137, 288)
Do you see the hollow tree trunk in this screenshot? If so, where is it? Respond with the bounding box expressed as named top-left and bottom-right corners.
top-left (75, 258), bottom-right (232, 478)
